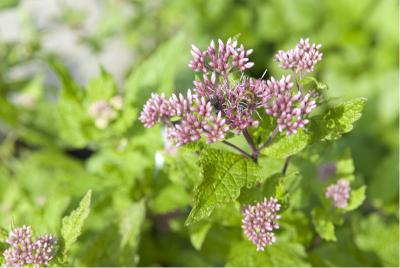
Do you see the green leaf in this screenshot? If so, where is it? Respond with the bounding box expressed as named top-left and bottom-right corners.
top-left (189, 221), bottom-right (212, 250)
top-left (85, 68), bottom-right (117, 103)
top-left (301, 76), bottom-right (329, 91)
top-left (262, 129), bottom-right (311, 159)
top-left (0, 0), bottom-right (19, 9)
top-left (335, 149), bottom-right (355, 181)
top-left (0, 227), bottom-right (8, 252)
top-left (354, 214), bottom-right (399, 266)
top-left (118, 200), bottom-right (146, 265)
top-left (165, 149), bottom-right (202, 189)
top-left (46, 56), bottom-right (83, 101)
top-left (185, 148), bottom-right (264, 226)
top-left (124, 33), bottom-right (187, 105)
top-left (209, 201), bottom-right (242, 227)
top-left (61, 190), bottom-right (92, 259)
top-left (150, 184), bottom-right (191, 214)
top-left (311, 208), bottom-right (336, 241)
top-left (227, 240), bottom-right (310, 266)
top-left (343, 186), bottom-right (366, 211)
top-left (315, 97), bottom-right (367, 140)
top-left (261, 98), bottom-right (367, 159)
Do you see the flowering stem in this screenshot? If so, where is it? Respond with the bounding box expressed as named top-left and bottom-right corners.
top-left (292, 70), bottom-right (303, 93)
top-left (242, 128), bottom-right (258, 159)
top-left (258, 127), bottom-right (279, 151)
top-left (222, 140), bottom-right (254, 161)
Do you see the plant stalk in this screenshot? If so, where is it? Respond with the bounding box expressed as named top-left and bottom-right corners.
top-left (222, 141), bottom-right (254, 161)
top-left (259, 127), bottom-right (279, 151)
top-left (282, 156), bottom-right (291, 175)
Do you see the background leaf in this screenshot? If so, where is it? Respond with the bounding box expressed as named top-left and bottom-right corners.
top-left (61, 190), bottom-right (92, 260)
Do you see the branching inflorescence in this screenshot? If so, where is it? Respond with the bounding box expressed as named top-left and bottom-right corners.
top-left (139, 37), bottom-right (323, 251)
top-left (140, 37), bottom-right (322, 162)
top-left (3, 225), bottom-right (58, 268)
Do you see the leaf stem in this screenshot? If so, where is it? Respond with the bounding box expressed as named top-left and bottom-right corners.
top-left (242, 128), bottom-right (258, 158)
top-left (292, 69), bottom-right (303, 93)
top-left (259, 127), bottom-right (279, 151)
top-left (282, 156), bottom-right (291, 175)
top-left (222, 140), bottom-right (254, 161)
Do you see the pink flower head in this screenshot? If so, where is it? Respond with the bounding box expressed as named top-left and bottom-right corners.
top-left (139, 93), bottom-right (174, 128)
top-left (167, 113), bottom-right (204, 146)
top-left (275, 38), bottom-right (323, 74)
top-left (30, 234), bottom-right (58, 267)
top-left (325, 179), bottom-right (351, 209)
top-left (189, 38), bottom-right (254, 75)
top-left (3, 226), bottom-right (57, 268)
top-left (3, 226), bottom-right (33, 268)
top-left (203, 112), bottom-right (230, 143)
top-left (88, 100), bottom-right (117, 129)
top-left (264, 75), bottom-right (316, 135)
top-left (242, 197), bottom-right (281, 251)
top-left (140, 37), bottom-right (323, 146)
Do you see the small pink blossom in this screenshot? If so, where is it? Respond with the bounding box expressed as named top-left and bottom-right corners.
top-left (241, 197), bottom-right (281, 251)
top-left (3, 226), bottom-right (57, 268)
top-left (275, 38), bottom-right (323, 74)
top-left (139, 93), bottom-right (174, 128)
top-left (189, 38), bottom-right (254, 75)
top-left (325, 179), bottom-right (351, 209)
top-left (203, 112), bottom-right (230, 143)
top-left (265, 76), bottom-right (316, 135)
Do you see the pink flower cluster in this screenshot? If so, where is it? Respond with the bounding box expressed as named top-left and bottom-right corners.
top-left (263, 75), bottom-right (317, 135)
top-left (88, 96), bottom-right (124, 129)
top-left (325, 179), bottom-right (351, 209)
top-left (3, 225), bottom-right (57, 268)
top-left (140, 90), bottom-right (229, 146)
top-left (275, 38), bottom-right (323, 74)
top-left (189, 38), bottom-right (254, 74)
top-left (140, 37), bottom-right (322, 145)
top-left (241, 197), bottom-right (281, 251)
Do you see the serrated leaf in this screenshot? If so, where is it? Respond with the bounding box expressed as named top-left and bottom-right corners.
top-left (185, 148), bottom-right (264, 225)
top-left (262, 129), bottom-right (311, 159)
top-left (343, 186), bottom-right (366, 211)
top-left (61, 190), bottom-right (92, 258)
top-left (311, 208), bottom-right (336, 241)
top-left (227, 240), bottom-right (310, 266)
top-left (316, 97), bottom-right (367, 140)
top-left (261, 98), bottom-right (366, 159)
top-left (189, 221), bottom-right (212, 250)
top-left (301, 76), bottom-right (328, 91)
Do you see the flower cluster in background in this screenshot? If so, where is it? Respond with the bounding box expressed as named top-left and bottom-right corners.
top-left (275, 38), bottom-right (323, 74)
top-left (241, 197), bottom-right (281, 251)
top-left (88, 95), bottom-right (123, 129)
top-left (325, 179), bottom-right (351, 209)
top-left (140, 37), bottom-right (322, 145)
top-left (3, 226), bottom-right (58, 268)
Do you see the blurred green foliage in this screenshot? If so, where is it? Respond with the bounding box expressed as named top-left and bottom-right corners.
top-left (0, 0), bottom-right (398, 266)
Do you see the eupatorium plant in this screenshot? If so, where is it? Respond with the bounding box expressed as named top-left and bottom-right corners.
top-left (140, 37), bottom-right (367, 254)
top-left (140, 38), bottom-right (321, 162)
